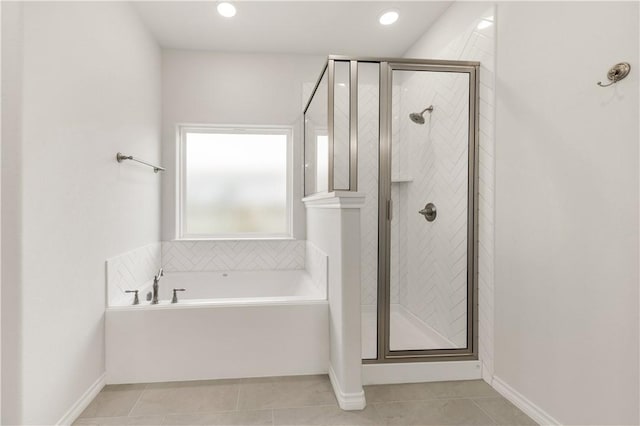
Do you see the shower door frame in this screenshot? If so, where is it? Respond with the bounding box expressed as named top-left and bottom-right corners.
top-left (369, 59), bottom-right (481, 364)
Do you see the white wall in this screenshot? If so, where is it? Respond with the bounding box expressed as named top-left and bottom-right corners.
top-left (494, 2), bottom-right (639, 424)
top-left (1, 2), bottom-right (162, 423)
top-left (407, 1), bottom-right (639, 423)
top-left (161, 50), bottom-right (325, 241)
top-left (305, 195), bottom-right (365, 409)
top-left (1, 2), bottom-right (23, 422)
top-left (0, 2), bottom-right (3, 420)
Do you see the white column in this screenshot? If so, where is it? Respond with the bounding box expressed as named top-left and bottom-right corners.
top-left (304, 191), bottom-right (366, 410)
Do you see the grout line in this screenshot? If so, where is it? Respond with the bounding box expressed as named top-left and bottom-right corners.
top-left (126, 384), bottom-right (148, 418)
top-left (471, 398), bottom-right (499, 425)
top-left (234, 383), bottom-right (241, 411)
top-left (271, 409), bottom-right (275, 426)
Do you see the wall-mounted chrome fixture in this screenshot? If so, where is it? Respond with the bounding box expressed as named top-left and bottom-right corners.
top-left (409, 105), bottom-right (434, 124)
top-left (597, 62), bottom-right (631, 87)
top-left (125, 289), bottom-right (139, 305)
top-left (151, 268), bottom-right (164, 305)
top-left (116, 152), bottom-right (165, 173)
top-left (418, 202), bottom-right (437, 222)
top-left (171, 288), bottom-right (186, 304)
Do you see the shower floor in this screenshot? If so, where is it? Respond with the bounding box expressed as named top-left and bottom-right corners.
top-left (362, 304), bottom-right (456, 359)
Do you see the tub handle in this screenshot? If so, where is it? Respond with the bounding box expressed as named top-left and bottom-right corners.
top-left (125, 290), bottom-right (139, 305)
top-left (171, 288), bottom-right (186, 304)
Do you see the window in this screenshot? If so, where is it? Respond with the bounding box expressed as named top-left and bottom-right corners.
top-left (315, 134), bottom-right (329, 193)
top-left (178, 125), bottom-right (292, 239)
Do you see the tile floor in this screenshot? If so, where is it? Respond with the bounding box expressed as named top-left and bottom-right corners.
top-left (75, 375), bottom-right (536, 425)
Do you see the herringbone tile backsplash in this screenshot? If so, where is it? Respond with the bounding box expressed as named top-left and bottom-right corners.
top-left (162, 240), bottom-right (305, 272)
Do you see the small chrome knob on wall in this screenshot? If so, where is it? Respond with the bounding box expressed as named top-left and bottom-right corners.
top-left (125, 290), bottom-right (139, 305)
top-left (171, 288), bottom-right (186, 304)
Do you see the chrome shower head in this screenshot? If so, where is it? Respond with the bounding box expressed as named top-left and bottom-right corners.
top-left (409, 112), bottom-right (426, 124)
top-left (409, 105), bottom-right (434, 124)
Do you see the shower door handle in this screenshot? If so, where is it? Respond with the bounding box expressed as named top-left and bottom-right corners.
top-left (418, 203), bottom-right (437, 222)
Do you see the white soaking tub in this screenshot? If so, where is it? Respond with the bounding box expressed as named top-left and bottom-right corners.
top-left (105, 269), bottom-right (328, 384)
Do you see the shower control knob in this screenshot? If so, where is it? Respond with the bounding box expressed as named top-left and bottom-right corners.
top-left (418, 203), bottom-right (437, 222)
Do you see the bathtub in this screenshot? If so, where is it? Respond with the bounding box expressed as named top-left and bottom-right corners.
top-left (106, 269), bottom-right (329, 384)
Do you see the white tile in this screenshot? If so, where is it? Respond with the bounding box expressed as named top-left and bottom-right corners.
top-left (106, 243), bottom-right (161, 306)
top-left (162, 240), bottom-right (305, 272)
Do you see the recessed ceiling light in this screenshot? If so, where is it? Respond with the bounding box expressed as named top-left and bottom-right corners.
top-left (379, 10), bottom-right (399, 26)
top-left (217, 2), bottom-right (236, 18)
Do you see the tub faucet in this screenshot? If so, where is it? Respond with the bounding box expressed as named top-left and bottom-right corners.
top-left (151, 268), bottom-right (164, 304)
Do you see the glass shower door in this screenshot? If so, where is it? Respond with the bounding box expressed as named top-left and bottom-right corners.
top-left (382, 63), bottom-right (477, 357)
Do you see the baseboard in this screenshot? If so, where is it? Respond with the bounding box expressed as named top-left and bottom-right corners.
top-left (492, 375), bottom-right (561, 426)
top-left (328, 364), bottom-right (366, 411)
top-left (57, 372), bottom-right (106, 425)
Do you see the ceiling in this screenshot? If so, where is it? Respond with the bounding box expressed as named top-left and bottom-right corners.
top-left (133, 1), bottom-right (452, 57)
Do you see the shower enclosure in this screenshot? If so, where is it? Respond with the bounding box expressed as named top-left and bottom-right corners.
top-left (304, 56), bottom-right (479, 363)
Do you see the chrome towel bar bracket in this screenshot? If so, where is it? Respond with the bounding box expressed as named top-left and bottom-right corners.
top-left (116, 152), bottom-right (165, 173)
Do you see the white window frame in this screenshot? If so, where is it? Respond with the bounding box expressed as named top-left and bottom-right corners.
top-left (176, 124), bottom-right (294, 240)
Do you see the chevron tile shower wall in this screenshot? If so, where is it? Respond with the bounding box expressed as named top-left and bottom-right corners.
top-left (357, 8), bottom-right (495, 362)
top-left (403, 4), bottom-right (496, 375)
top-left (393, 70), bottom-right (470, 348)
